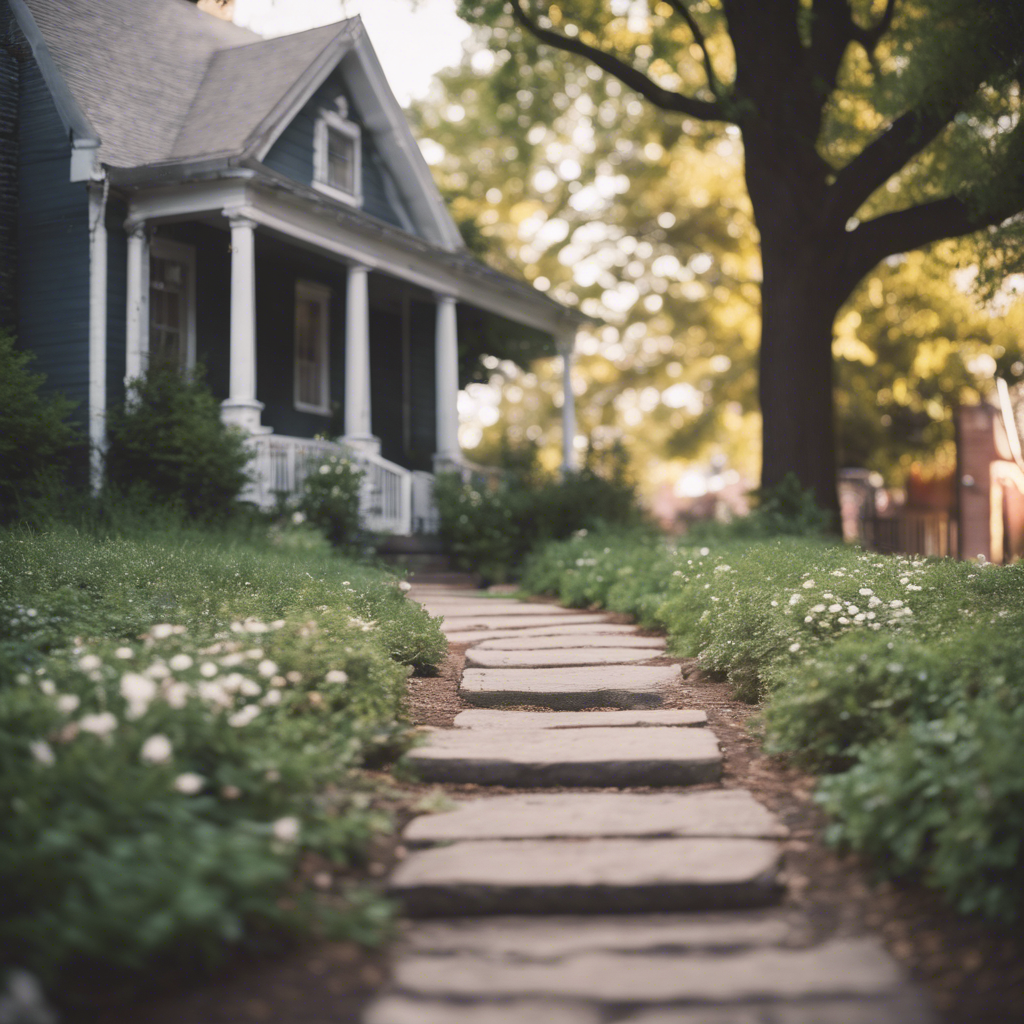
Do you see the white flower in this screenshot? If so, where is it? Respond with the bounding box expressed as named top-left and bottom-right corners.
top-left (812, 604), bottom-right (826, 613)
top-left (318, 464), bottom-right (330, 474)
top-left (828, 604), bottom-right (842, 613)
top-left (140, 734), bottom-right (173, 764)
top-left (78, 654), bottom-right (102, 672)
top-left (325, 669), bottom-right (348, 684)
top-left (847, 605), bottom-right (859, 615)
top-left (802, 580), bottom-right (815, 589)
top-left (272, 816), bottom-right (300, 842)
top-left (714, 564), bottom-right (731, 573)
top-left (199, 662), bottom-right (218, 678)
top-left (242, 619), bottom-right (269, 634)
top-left (121, 672), bottom-right (158, 719)
top-left (262, 689), bottom-right (282, 706)
top-left (173, 772), bottom-right (205, 794)
top-left (854, 613), bottom-right (866, 622)
top-left (286, 671), bottom-right (303, 684)
top-left (788, 642), bottom-right (801, 653)
top-left (79, 712), bottom-right (117, 737)
top-left (858, 588), bottom-right (874, 597)
top-left (398, 581), bottom-right (412, 592)
top-left (198, 681), bottom-right (231, 707)
top-left (788, 594), bottom-right (801, 606)
top-left (56, 694), bottom-right (80, 714)
top-left (838, 616), bottom-right (850, 625)
top-left (699, 547), bottom-right (710, 556)
top-left (804, 615), bottom-right (814, 624)
top-left (889, 600), bottom-right (904, 609)
top-left (222, 673), bottom-right (247, 693)
top-left (868, 596), bottom-right (882, 608)
top-left (770, 600), bottom-right (778, 607)
top-left (150, 624), bottom-right (175, 640)
top-left (221, 785), bottom-right (241, 800)
top-left (165, 682), bottom-right (191, 708)
top-left (228, 705), bottom-right (261, 728)
top-left (30, 740), bottom-right (55, 765)
top-left (114, 647), bottom-right (134, 660)
top-left (270, 675), bottom-right (287, 688)
top-left (239, 679), bottom-right (262, 697)
top-left (220, 653), bottom-right (245, 668)
top-left (38, 680), bottom-right (56, 696)
top-left (169, 654), bottom-right (193, 672)
top-left (291, 511), bottom-right (306, 525)
top-left (145, 662), bottom-right (171, 680)
top-left (257, 659), bottom-right (278, 678)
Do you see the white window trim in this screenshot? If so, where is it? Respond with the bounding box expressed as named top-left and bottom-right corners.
top-left (293, 279), bottom-right (332, 415)
top-left (313, 107), bottom-right (362, 207)
top-left (149, 237), bottom-right (197, 371)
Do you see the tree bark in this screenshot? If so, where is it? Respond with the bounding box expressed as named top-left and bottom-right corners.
top-left (743, 131), bottom-right (846, 522)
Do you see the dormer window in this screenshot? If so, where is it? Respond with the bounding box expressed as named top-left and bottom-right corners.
top-left (313, 97), bottom-right (361, 206)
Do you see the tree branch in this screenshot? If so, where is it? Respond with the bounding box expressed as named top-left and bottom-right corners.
top-left (850, 0), bottom-right (897, 54)
top-left (666, 0), bottom-right (725, 98)
top-left (506, 0), bottom-right (728, 121)
top-left (823, 106), bottom-right (953, 228)
top-left (840, 194), bottom-right (1012, 295)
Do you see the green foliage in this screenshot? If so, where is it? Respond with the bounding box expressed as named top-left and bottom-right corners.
top-left (434, 457), bottom-right (643, 583)
top-left (297, 452), bottom-right (365, 548)
top-left (519, 527), bottom-right (1024, 919)
top-left (0, 332), bottom-right (81, 524)
top-left (0, 524), bottom-right (447, 1003)
top-left (106, 368), bottom-right (252, 522)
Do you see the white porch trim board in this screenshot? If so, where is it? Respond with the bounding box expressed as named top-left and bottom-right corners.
top-left (124, 222), bottom-right (149, 381)
top-left (222, 213), bottom-right (265, 432)
top-left (434, 294), bottom-right (460, 463)
top-left (87, 181), bottom-right (108, 492)
top-left (559, 328), bottom-right (578, 474)
top-left (342, 262), bottom-right (378, 451)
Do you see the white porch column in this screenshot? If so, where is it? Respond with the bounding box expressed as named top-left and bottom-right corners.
top-left (343, 262), bottom-right (378, 451)
top-left (221, 214), bottom-right (264, 432)
top-left (434, 293), bottom-right (461, 466)
top-left (559, 328), bottom-right (578, 474)
top-left (124, 222), bottom-right (149, 382)
top-left (87, 181), bottom-right (108, 493)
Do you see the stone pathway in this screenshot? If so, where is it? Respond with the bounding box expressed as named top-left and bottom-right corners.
top-left (363, 587), bottom-right (935, 1024)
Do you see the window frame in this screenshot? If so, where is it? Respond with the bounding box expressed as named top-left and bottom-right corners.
top-left (148, 237), bottom-right (197, 373)
top-left (313, 105), bottom-right (362, 207)
top-left (293, 279), bottom-right (332, 416)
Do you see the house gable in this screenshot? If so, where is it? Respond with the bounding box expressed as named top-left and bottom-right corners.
top-left (262, 73), bottom-right (413, 233)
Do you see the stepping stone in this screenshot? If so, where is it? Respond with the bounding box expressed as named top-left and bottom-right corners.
top-left (420, 602), bottom-right (580, 618)
top-left (440, 614), bottom-right (611, 632)
top-left (446, 623), bottom-right (640, 643)
top-left (400, 912), bottom-right (794, 957)
top-left (617, 997), bottom-right (935, 1023)
top-left (404, 791), bottom-right (788, 845)
top-left (405, 726), bottom-right (721, 786)
top-left (388, 837), bottom-right (781, 916)
top-left (474, 634), bottom-right (665, 651)
top-left (387, 938), bottom-right (907, 1003)
top-left (365, 998), bottom-right (599, 1024)
top-left (467, 647), bottom-right (661, 668)
top-left (460, 665), bottom-right (679, 709)
top-left (453, 709), bottom-right (706, 729)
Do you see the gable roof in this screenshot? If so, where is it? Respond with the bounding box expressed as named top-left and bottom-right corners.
top-left (15, 0), bottom-right (463, 250)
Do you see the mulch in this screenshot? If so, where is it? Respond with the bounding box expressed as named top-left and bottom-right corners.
top-left (86, 618), bottom-right (1024, 1023)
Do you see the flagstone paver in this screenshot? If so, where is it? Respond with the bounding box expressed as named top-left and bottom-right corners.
top-left (452, 708), bottom-right (706, 729)
top-left (444, 622), bottom-right (641, 642)
top-left (466, 646), bottom-right (663, 668)
top-left (474, 633), bottom-right (665, 650)
top-left (460, 664), bottom-right (679, 708)
top-left (438, 613), bottom-right (612, 632)
top-left (364, 584), bottom-right (934, 1024)
top-left (389, 837), bottom-right (782, 916)
top-left (403, 791), bottom-right (787, 845)
top-left (404, 724), bottom-right (722, 786)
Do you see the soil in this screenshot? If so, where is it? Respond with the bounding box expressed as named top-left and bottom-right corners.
top-left (88, 615), bottom-right (1024, 1024)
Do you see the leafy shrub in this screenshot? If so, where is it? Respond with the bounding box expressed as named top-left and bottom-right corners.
top-left (0, 331), bottom-right (80, 523)
top-left (435, 461), bottom-right (643, 583)
top-left (106, 367), bottom-right (251, 522)
top-left (297, 451), bottom-right (364, 548)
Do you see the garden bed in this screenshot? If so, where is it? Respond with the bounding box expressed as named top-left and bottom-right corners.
top-left (0, 524), bottom-right (446, 1016)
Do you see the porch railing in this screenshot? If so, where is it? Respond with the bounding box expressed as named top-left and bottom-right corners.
top-left (246, 434), bottom-right (413, 536)
top-left (862, 509), bottom-right (958, 558)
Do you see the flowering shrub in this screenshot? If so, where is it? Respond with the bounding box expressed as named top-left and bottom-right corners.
top-left (520, 527), bottom-right (1024, 919)
top-left (0, 615), bottom-right (406, 996)
top-left (298, 452), bottom-right (364, 547)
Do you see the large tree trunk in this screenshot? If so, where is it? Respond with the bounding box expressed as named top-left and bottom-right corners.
top-left (744, 134), bottom-right (847, 523)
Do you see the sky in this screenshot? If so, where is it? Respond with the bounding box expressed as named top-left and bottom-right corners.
top-left (232, 0), bottom-right (470, 106)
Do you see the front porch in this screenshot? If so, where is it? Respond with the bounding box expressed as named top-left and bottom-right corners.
top-left (119, 183), bottom-right (585, 534)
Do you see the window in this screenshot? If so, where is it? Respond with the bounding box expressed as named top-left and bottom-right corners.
top-left (149, 239), bottom-right (196, 373)
top-left (313, 97), bottom-right (361, 205)
top-left (294, 281), bottom-right (331, 414)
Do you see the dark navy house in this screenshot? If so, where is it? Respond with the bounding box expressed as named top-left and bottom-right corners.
top-left (0, 0), bottom-right (583, 533)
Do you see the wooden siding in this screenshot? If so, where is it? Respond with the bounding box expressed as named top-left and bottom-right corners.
top-left (407, 299), bottom-right (437, 472)
top-left (0, 2), bottom-right (18, 331)
top-left (262, 73), bottom-right (411, 233)
top-left (17, 59), bottom-right (89, 419)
